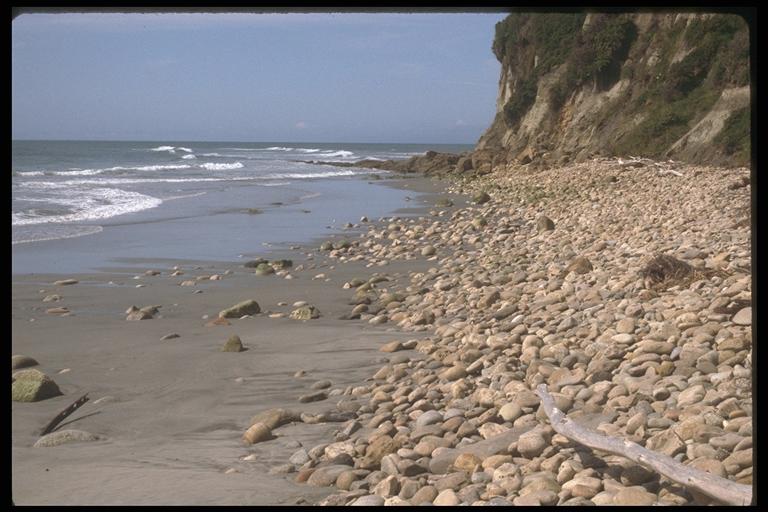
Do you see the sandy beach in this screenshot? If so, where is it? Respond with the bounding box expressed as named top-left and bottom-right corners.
top-left (12, 176), bottom-right (450, 505)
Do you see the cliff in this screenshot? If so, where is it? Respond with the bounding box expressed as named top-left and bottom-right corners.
top-left (471, 12), bottom-right (750, 172)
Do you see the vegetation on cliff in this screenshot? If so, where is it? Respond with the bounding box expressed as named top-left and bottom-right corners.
top-left (484, 12), bottom-right (750, 167)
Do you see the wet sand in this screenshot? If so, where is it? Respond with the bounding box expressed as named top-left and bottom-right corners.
top-left (11, 175), bottom-right (451, 505)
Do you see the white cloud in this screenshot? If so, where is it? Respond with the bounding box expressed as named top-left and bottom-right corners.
top-left (295, 121), bottom-right (306, 129)
top-left (455, 119), bottom-right (466, 126)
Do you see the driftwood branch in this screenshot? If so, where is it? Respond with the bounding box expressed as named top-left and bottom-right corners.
top-left (40, 393), bottom-right (89, 436)
top-left (535, 384), bottom-right (752, 506)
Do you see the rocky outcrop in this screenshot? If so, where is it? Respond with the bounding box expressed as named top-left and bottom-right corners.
top-left (476, 12), bottom-right (750, 169)
top-left (307, 151), bottom-right (468, 177)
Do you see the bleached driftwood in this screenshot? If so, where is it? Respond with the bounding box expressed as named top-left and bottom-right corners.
top-left (40, 393), bottom-right (89, 436)
top-left (615, 156), bottom-right (684, 177)
top-left (535, 384), bottom-right (752, 506)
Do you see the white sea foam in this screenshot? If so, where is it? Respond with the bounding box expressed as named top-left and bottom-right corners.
top-left (163, 191), bottom-right (208, 201)
top-left (198, 162), bottom-right (244, 171)
top-left (12, 225), bottom-right (104, 245)
top-left (296, 148), bottom-right (322, 153)
top-left (316, 150), bottom-right (356, 159)
top-left (12, 187), bottom-right (162, 225)
top-left (177, 147), bottom-right (193, 153)
top-left (18, 164), bottom-right (193, 177)
top-left (264, 169), bottom-right (360, 179)
top-left (260, 181), bottom-right (291, 187)
top-left (133, 164), bottom-right (192, 171)
top-left (54, 168), bottom-right (107, 176)
top-left (150, 145), bottom-right (177, 153)
top-left (200, 153), bottom-right (224, 157)
top-left (264, 146), bottom-right (294, 151)
top-left (181, 154), bottom-right (197, 159)
top-left (20, 177), bottom-right (251, 188)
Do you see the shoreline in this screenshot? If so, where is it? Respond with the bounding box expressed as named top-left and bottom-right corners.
top-left (11, 171), bottom-right (428, 276)
top-left (11, 172), bottom-right (454, 505)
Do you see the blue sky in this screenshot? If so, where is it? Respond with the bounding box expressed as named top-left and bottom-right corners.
top-left (12, 12), bottom-right (508, 144)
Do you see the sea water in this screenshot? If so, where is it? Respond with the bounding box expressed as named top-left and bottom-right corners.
top-left (12, 141), bottom-right (472, 274)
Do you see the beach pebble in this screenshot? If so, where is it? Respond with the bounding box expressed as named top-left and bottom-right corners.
top-left (160, 333), bottom-right (180, 340)
top-left (242, 422), bottom-right (273, 445)
top-left (311, 380), bottom-right (332, 390)
top-left (298, 391), bottom-right (328, 403)
top-left (350, 495), bottom-right (385, 506)
top-left (34, 429), bottom-right (101, 448)
top-left (732, 307), bottom-right (751, 325)
top-left (53, 279), bottom-right (78, 286)
top-left (42, 294), bottom-right (61, 302)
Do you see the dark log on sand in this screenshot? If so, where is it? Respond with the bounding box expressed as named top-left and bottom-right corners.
top-left (535, 384), bottom-right (752, 506)
top-left (40, 393), bottom-right (89, 436)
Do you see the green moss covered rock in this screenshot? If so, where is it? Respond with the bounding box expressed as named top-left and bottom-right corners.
top-left (222, 335), bottom-right (245, 352)
top-left (12, 369), bottom-right (62, 402)
top-left (219, 299), bottom-right (261, 318)
top-left (254, 263), bottom-right (275, 276)
top-left (290, 305), bottom-right (321, 320)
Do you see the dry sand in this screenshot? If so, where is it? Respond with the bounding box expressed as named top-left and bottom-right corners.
top-left (11, 176), bottom-right (448, 505)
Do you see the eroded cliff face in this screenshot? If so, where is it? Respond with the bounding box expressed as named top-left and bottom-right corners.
top-left (471, 12), bottom-right (750, 173)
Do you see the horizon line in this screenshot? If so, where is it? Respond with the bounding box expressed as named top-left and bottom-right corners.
top-left (12, 138), bottom-right (478, 145)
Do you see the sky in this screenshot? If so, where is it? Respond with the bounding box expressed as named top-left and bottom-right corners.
top-left (12, 11), bottom-right (509, 144)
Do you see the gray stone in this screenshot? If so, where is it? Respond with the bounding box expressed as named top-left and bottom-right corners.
top-left (307, 465), bottom-right (352, 487)
top-left (416, 410), bottom-right (443, 428)
top-left (11, 355), bottom-right (39, 370)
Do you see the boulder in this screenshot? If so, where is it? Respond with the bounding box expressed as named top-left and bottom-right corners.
top-left (290, 305), bottom-right (321, 320)
top-left (270, 259), bottom-right (293, 269)
top-left (11, 355), bottom-right (39, 370)
top-left (222, 335), bottom-right (245, 352)
top-left (254, 263), bottom-right (275, 276)
top-left (12, 369), bottom-right (63, 402)
top-left (219, 299), bottom-right (261, 318)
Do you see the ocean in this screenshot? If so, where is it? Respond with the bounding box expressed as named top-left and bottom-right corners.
top-left (12, 140), bottom-right (472, 274)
